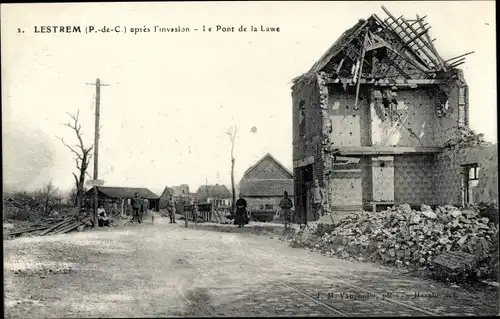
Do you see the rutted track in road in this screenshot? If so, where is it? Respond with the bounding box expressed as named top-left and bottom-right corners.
top-left (252, 242), bottom-right (440, 316)
top-left (324, 274), bottom-right (439, 316)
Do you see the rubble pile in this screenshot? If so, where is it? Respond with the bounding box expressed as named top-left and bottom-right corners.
top-left (287, 204), bottom-right (499, 281)
top-left (3, 208), bottom-right (93, 240)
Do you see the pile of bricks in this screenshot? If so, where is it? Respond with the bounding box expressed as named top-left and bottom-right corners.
top-left (288, 204), bottom-right (499, 280)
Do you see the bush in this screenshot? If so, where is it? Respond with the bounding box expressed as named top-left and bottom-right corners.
top-left (4, 206), bottom-right (33, 221)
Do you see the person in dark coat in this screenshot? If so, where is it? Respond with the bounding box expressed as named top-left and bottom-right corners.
top-left (166, 194), bottom-right (177, 223)
top-left (131, 192), bottom-right (142, 223)
top-left (279, 191), bottom-right (294, 229)
top-left (234, 194), bottom-right (248, 228)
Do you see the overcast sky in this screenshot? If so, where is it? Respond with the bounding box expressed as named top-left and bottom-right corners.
top-left (2, 1), bottom-right (496, 196)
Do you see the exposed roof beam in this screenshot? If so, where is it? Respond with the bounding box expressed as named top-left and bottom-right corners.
top-left (325, 77), bottom-right (444, 85)
top-left (444, 51), bottom-right (475, 63)
top-left (334, 146), bottom-right (443, 155)
top-left (417, 14), bottom-right (447, 72)
top-left (400, 17), bottom-right (440, 69)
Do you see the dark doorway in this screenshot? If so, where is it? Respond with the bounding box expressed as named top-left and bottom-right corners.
top-left (301, 164), bottom-right (314, 224)
top-left (461, 163), bottom-right (479, 206)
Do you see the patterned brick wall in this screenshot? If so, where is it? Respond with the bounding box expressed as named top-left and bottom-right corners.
top-left (394, 155), bottom-right (437, 206)
top-left (372, 156), bottom-right (395, 201)
top-left (435, 151), bottom-right (463, 206)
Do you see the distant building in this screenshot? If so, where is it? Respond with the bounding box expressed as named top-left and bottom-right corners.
top-left (159, 186), bottom-right (175, 209)
top-left (195, 184), bottom-right (232, 206)
top-left (172, 184), bottom-right (190, 199)
top-left (84, 186), bottom-right (160, 212)
top-left (239, 153), bottom-right (294, 211)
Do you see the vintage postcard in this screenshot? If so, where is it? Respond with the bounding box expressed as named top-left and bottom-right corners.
top-left (2, 1), bottom-right (498, 317)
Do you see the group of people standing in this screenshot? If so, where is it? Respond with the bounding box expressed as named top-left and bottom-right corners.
top-left (96, 181), bottom-right (324, 229)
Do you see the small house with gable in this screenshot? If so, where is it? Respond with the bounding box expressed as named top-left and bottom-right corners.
top-left (239, 153), bottom-right (294, 212)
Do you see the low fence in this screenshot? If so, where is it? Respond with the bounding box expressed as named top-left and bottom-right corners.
top-left (249, 209), bottom-right (277, 222)
top-left (183, 203), bottom-right (231, 223)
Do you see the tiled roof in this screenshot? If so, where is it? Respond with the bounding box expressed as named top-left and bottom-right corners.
top-left (86, 186), bottom-right (159, 199)
top-left (242, 153), bottom-right (293, 179)
top-left (195, 184), bottom-right (232, 200)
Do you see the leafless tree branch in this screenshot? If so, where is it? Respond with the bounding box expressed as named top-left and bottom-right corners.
top-left (226, 125), bottom-right (238, 214)
top-left (59, 109), bottom-right (93, 209)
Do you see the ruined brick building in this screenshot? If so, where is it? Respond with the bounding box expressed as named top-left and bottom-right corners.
top-left (292, 7), bottom-right (481, 222)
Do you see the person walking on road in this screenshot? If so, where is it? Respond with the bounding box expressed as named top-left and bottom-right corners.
top-left (279, 191), bottom-right (294, 230)
top-left (131, 192), bottom-right (142, 223)
top-left (234, 194), bottom-right (248, 228)
top-left (166, 194), bottom-right (177, 223)
top-left (193, 200), bottom-right (200, 225)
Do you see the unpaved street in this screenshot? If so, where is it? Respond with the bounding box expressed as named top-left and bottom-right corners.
top-left (4, 217), bottom-right (499, 318)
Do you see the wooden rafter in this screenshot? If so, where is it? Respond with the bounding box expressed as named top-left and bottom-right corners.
top-left (417, 14), bottom-right (447, 71)
top-left (381, 6), bottom-right (438, 70)
top-left (445, 51), bottom-right (475, 63)
top-left (400, 17), bottom-right (440, 69)
top-left (374, 14), bottom-right (431, 71)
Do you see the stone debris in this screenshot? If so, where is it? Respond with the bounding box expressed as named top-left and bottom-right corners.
top-left (287, 204), bottom-right (499, 281)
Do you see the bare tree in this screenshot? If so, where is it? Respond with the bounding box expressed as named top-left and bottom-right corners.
top-left (36, 181), bottom-right (60, 216)
top-left (57, 110), bottom-right (93, 209)
top-left (226, 126), bottom-right (238, 214)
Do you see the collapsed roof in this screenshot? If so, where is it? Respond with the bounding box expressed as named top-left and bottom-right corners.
top-left (295, 6), bottom-right (474, 85)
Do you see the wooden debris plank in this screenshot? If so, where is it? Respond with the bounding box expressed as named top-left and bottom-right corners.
top-left (39, 219), bottom-right (73, 236)
top-left (53, 221), bottom-right (83, 235)
top-left (80, 217), bottom-right (93, 224)
top-left (433, 251), bottom-right (477, 271)
top-left (47, 219), bottom-right (75, 233)
top-left (4, 224), bottom-right (53, 236)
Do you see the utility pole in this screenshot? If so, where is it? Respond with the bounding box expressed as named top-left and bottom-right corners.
top-left (86, 78), bottom-right (109, 227)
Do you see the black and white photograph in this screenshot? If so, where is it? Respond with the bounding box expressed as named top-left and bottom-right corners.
top-left (2, 1), bottom-right (498, 317)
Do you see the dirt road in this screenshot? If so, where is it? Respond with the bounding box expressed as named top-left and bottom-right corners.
top-left (4, 216), bottom-right (499, 317)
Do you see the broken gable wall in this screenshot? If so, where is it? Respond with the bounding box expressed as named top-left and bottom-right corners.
top-left (292, 75), bottom-right (326, 220)
top-left (436, 144), bottom-right (498, 207)
top-left (435, 70), bottom-right (473, 206)
top-left (292, 75), bottom-right (325, 182)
